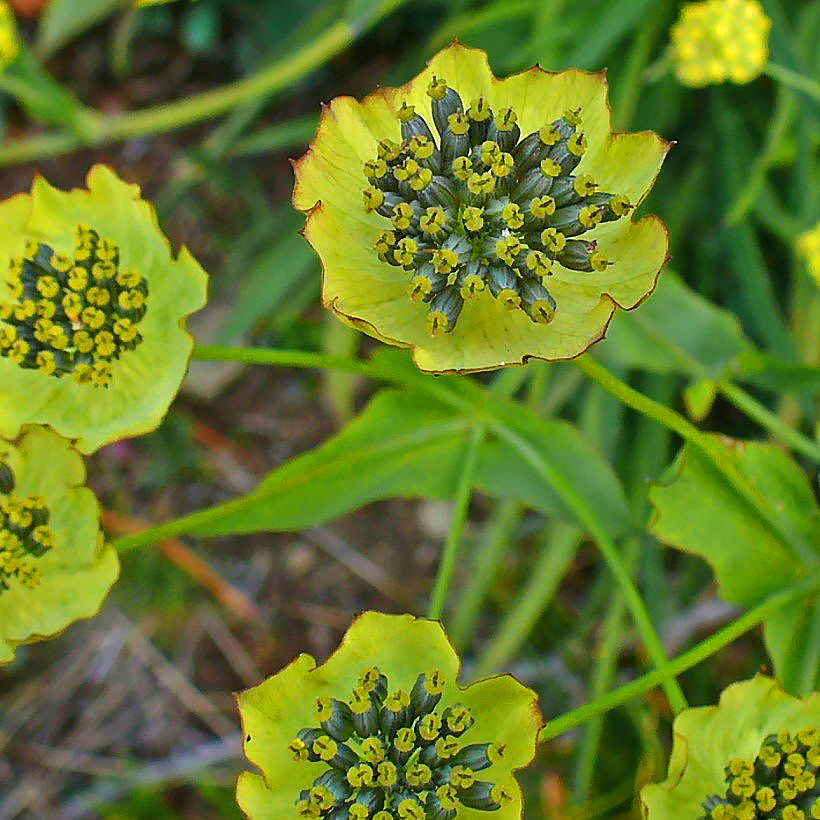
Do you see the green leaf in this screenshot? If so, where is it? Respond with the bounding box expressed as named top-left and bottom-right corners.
top-left (2, 49), bottom-right (91, 133)
top-left (36, 0), bottom-right (128, 58)
top-left (650, 439), bottom-right (820, 691)
top-left (190, 387), bottom-right (630, 539)
top-left (600, 272), bottom-right (754, 378)
top-left (735, 351), bottom-right (820, 394)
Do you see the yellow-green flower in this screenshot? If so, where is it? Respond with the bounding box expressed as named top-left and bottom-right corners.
top-left (670, 0), bottom-right (772, 87)
top-left (0, 0), bottom-right (19, 72)
top-left (641, 675), bottom-right (820, 819)
top-left (236, 611), bottom-right (543, 818)
top-left (293, 42), bottom-right (669, 372)
top-left (796, 221), bottom-right (820, 287)
top-left (0, 426), bottom-right (118, 664)
top-left (0, 165), bottom-right (208, 453)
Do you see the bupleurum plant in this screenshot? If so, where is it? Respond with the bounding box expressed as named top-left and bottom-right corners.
top-left (0, 165), bottom-right (208, 453)
top-left (0, 426), bottom-right (118, 664)
top-left (0, 0), bottom-right (18, 73)
top-left (293, 42), bottom-right (669, 372)
top-left (670, 0), bottom-right (772, 87)
top-left (642, 676), bottom-right (820, 819)
top-left (236, 612), bottom-right (543, 818)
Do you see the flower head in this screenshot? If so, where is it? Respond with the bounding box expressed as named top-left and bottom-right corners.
top-left (0, 0), bottom-right (19, 72)
top-left (0, 426), bottom-right (118, 664)
top-left (670, 0), bottom-right (772, 86)
top-left (294, 42), bottom-right (669, 372)
top-left (796, 221), bottom-right (820, 287)
top-left (0, 165), bottom-right (208, 453)
top-left (236, 611), bottom-right (543, 818)
top-left (641, 675), bottom-right (820, 819)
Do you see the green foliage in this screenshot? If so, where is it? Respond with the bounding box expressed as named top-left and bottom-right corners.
top-left (0, 0), bottom-right (818, 817)
top-left (650, 439), bottom-right (820, 693)
top-left (189, 385), bottom-right (630, 538)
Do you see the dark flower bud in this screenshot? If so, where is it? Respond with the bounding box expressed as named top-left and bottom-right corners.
top-left (457, 780), bottom-right (506, 811)
top-left (316, 697), bottom-right (355, 742)
top-left (427, 78), bottom-right (465, 137)
top-left (0, 461), bottom-right (14, 495)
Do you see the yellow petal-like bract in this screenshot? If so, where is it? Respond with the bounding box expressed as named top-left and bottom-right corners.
top-left (641, 676), bottom-right (820, 819)
top-left (0, 426), bottom-right (118, 664)
top-left (0, 166), bottom-right (208, 453)
top-left (236, 611), bottom-right (543, 818)
top-left (293, 43), bottom-right (670, 372)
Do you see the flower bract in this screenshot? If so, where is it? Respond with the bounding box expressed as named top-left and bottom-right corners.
top-left (641, 675), bottom-right (820, 819)
top-left (0, 425), bottom-right (118, 664)
top-left (0, 165), bottom-right (208, 453)
top-left (293, 42), bottom-right (669, 372)
top-left (236, 611), bottom-right (543, 818)
top-left (670, 0), bottom-right (772, 87)
top-left (796, 221), bottom-right (820, 287)
top-left (0, 0), bottom-right (19, 72)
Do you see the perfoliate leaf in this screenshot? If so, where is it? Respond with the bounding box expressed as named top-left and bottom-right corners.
top-left (650, 438), bottom-right (820, 691)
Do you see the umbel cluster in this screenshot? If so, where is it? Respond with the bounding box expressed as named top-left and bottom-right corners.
top-left (290, 665), bottom-right (512, 818)
top-left (700, 727), bottom-right (820, 820)
top-left (0, 226), bottom-right (148, 388)
top-left (0, 457), bottom-right (53, 591)
top-left (361, 76), bottom-right (632, 335)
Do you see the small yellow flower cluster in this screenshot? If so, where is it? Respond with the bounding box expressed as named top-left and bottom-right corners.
top-left (670, 0), bottom-right (772, 87)
top-left (0, 456), bottom-right (53, 593)
top-left (0, 0), bottom-right (19, 73)
top-left (796, 221), bottom-right (820, 287)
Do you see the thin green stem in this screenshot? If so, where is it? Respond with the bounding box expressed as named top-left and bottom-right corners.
top-left (576, 355), bottom-right (816, 565)
top-left (571, 538), bottom-right (639, 800)
top-left (428, 426), bottom-right (485, 620)
top-left (490, 424), bottom-right (688, 714)
top-left (193, 344), bottom-right (686, 708)
top-left (765, 62), bottom-right (820, 104)
top-left (719, 381), bottom-right (820, 462)
top-left (0, 1), bottom-right (406, 166)
top-left (112, 493), bottom-right (262, 554)
top-left (193, 344), bottom-right (385, 379)
top-left (539, 575), bottom-right (820, 743)
top-left (475, 520), bottom-right (581, 678)
top-left (628, 312), bottom-right (819, 461)
top-left (449, 500), bottom-right (520, 650)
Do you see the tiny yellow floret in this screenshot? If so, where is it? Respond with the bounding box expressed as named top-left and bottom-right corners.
top-left (796, 222), bottom-right (820, 287)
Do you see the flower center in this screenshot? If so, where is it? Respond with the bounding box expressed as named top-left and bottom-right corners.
top-left (700, 727), bottom-right (819, 819)
top-left (361, 77), bottom-right (632, 335)
top-left (0, 456), bottom-right (54, 592)
top-left (0, 226), bottom-right (149, 388)
top-left (289, 666), bottom-right (512, 817)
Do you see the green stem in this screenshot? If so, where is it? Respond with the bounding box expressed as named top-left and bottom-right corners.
top-left (193, 344), bottom-right (384, 379)
top-left (765, 62), bottom-right (820, 104)
top-left (0, 1), bottom-right (406, 166)
top-left (571, 537), bottom-right (639, 800)
top-left (449, 500), bottom-right (520, 650)
top-left (192, 344), bottom-right (686, 707)
top-left (490, 424), bottom-right (688, 714)
top-left (718, 381), bottom-right (820, 462)
top-left (576, 355), bottom-right (816, 565)
top-left (539, 575), bottom-right (820, 743)
top-left (475, 520), bottom-right (581, 678)
top-left (428, 426), bottom-right (485, 620)
top-left (629, 312), bottom-right (818, 461)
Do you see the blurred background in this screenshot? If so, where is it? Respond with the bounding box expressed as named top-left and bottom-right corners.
top-left (0, 0), bottom-right (817, 817)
